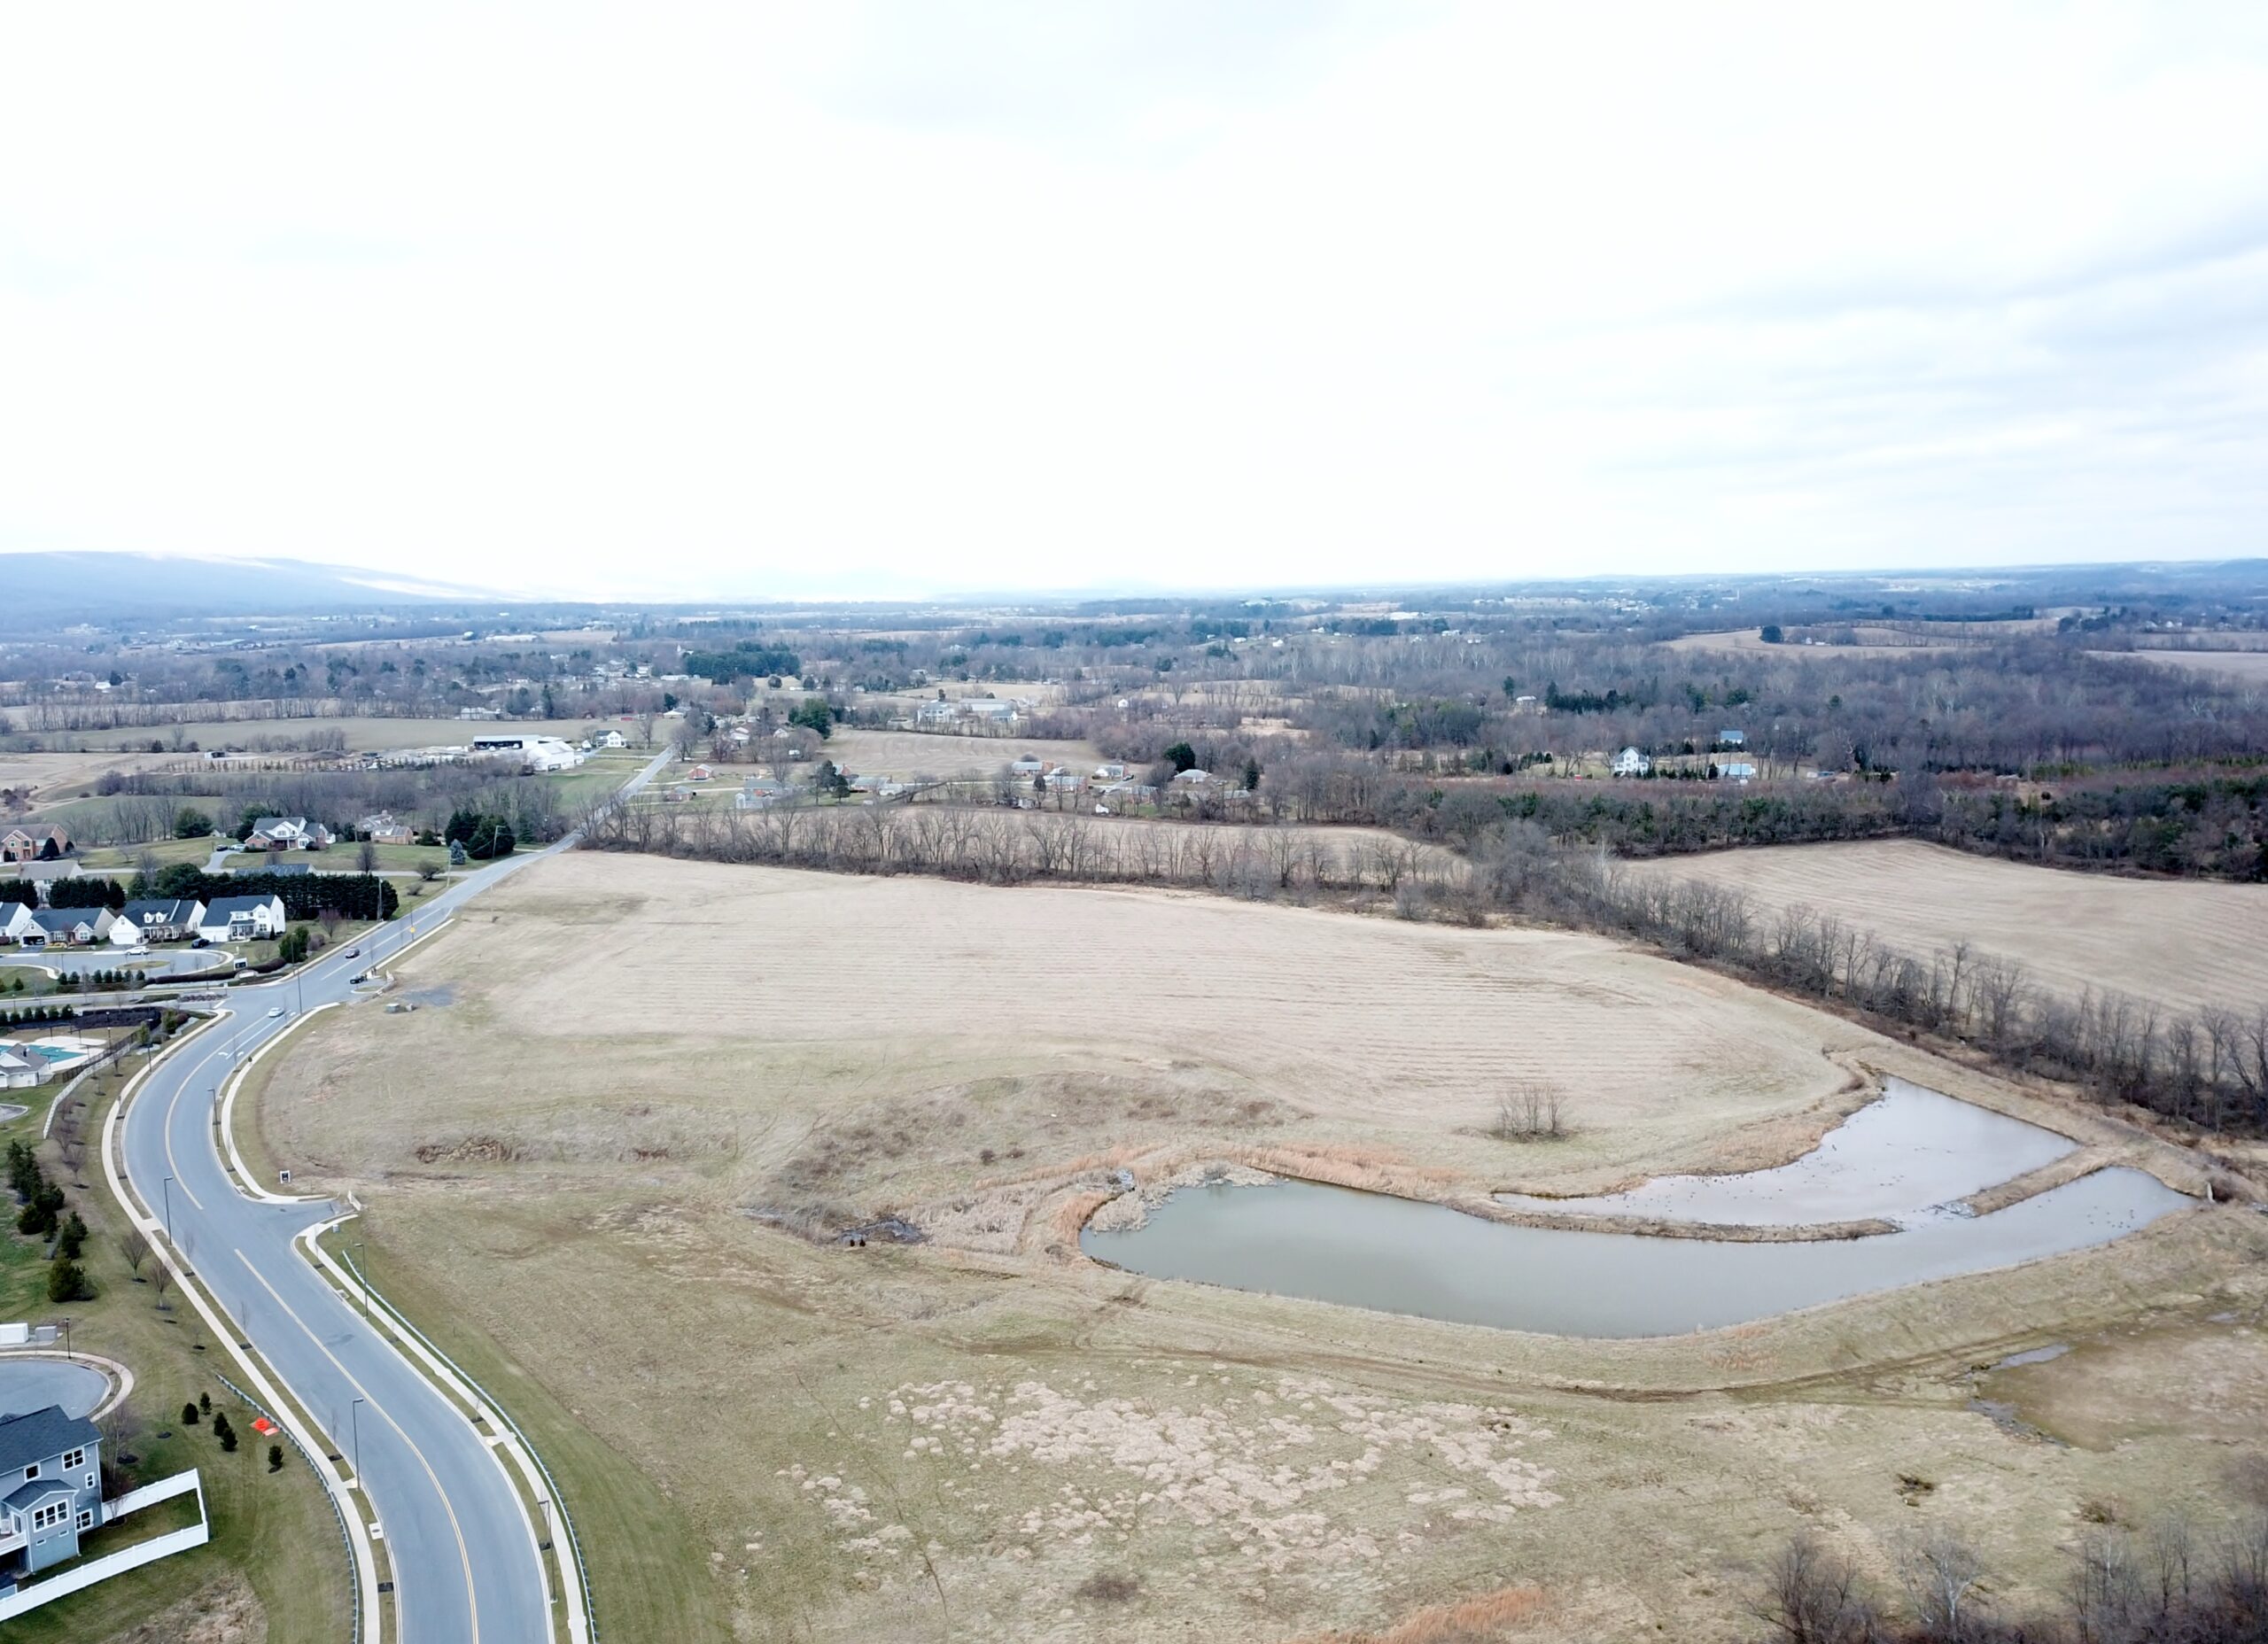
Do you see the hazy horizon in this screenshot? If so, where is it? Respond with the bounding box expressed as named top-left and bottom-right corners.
top-left (5, 4), bottom-right (2265, 601)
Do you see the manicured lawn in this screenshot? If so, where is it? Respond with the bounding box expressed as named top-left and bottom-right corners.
top-left (0, 959), bottom-right (60, 998)
top-left (66, 836), bottom-right (224, 872)
top-left (1, 1059), bottom-right (353, 1644)
top-left (539, 748), bottom-right (656, 809)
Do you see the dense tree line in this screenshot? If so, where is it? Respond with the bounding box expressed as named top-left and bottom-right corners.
top-left (583, 800), bottom-right (1454, 900)
top-left (79, 762), bottom-right (570, 851)
top-left (1472, 826), bottom-right (2268, 1133)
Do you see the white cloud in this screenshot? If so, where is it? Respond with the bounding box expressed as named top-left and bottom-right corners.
top-left (2, 2), bottom-right (2263, 598)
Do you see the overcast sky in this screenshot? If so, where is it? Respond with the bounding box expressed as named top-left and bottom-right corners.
top-left (4, 3), bottom-right (2264, 600)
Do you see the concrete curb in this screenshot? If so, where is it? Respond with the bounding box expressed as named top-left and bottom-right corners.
top-left (0, 1346), bottom-right (134, 1418)
top-left (97, 1012), bottom-right (386, 1643)
top-left (304, 1226), bottom-right (592, 1644)
top-left (215, 1003), bottom-right (341, 1205)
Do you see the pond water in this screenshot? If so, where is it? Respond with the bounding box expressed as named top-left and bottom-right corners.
top-left (1082, 1167), bottom-right (2192, 1338)
top-left (1495, 1080), bottom-right (2076, 1229)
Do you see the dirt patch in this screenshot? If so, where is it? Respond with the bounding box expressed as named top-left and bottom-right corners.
top-left (91, 1569), bottom-right (264, 1644)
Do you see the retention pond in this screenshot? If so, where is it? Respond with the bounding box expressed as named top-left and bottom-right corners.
top-left (1082, 1087), bottom-right (2193, 1337)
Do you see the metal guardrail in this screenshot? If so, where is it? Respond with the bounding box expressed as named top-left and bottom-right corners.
top-left (214, 1369), bottom-right (361, 1644)
top-left (337, 1250), bottom-right (597, 1641)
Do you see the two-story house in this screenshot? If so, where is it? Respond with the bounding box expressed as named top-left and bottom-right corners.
top-left (244, 817), bottom-right (333, 851)
top-left (113, 899), bottom-right (206, 945)
top-left (0, 1406), bottom-right (102, 1578)
top-left (197, 895), bottom-right (288, 943)
top-left (0, 826), bottom-right (72, 864)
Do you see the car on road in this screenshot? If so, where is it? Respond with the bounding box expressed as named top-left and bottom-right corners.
top-left (127, 944), bottom-right (151, 956)
top-left (266, 1006), bottom-right (285, 1018)
top-left (344, 948), bottom-right (361, 959)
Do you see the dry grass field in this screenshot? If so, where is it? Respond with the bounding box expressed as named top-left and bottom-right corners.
top-left (239, 853), bottom-right (2268, 1644)
top-left (48, 714), bottom-right (633, 755)
top-left (1661, 628), bottom-right (1967, 658)
top-left (2093, 648), bottom-right (2268, 684)
top-left (0, 748), bottom-right (175, 803)
top-left (1623, 839), bottom-right (2268, 1019)
top-left (826, 729), bottom-right (1102, 782)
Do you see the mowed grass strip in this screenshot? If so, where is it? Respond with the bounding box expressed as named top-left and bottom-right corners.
top-left (1, 1067), bottom-right (353, 1644)
top-left (323, 1207), bottom-right (733, 1644)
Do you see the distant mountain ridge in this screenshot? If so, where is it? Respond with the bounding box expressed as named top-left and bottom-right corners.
top-left (0, 551), bottom-right (502, 626)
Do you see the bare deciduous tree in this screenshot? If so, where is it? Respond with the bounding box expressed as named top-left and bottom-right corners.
top-left (1756, 1533), bottom-right (1874, 1644)
top-left (1493, 1081), bottom-right (1565, 1143)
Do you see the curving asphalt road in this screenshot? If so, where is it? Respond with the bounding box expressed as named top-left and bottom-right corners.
top-left (114, 746), bottom-right (670, 1644)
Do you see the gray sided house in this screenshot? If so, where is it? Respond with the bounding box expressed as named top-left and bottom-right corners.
top-left (22, 907), bottom-right (113, 948)
top-left (0, 1406), bottom-right (102, 1578)
top-left (0, 903), bottom-right (36, 944)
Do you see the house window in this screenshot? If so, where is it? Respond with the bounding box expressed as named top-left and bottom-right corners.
top-left (76, 1509), bottom-right (93, 1530)
top-left (21, 1462), bottom-right (35, 1479)
top-left (60, 1447), bottom-right (83, 1471)
top-left (32, 1501), bottom-right (65, 1531)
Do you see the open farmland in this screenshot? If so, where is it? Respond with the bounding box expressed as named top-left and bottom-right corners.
top-left (1660, 627), bottom-right (1967, 658)
top-left (47, 714), bottom-right (637, 755)
top-left (237, 851), bottom-right (2268, 1644)
top-left (0, 748), bottom-right (180, 803)
top-left (2094, 648), bottom-right (2268, 684)
top-left (825, 729), bottom-right (1102, 782)
top-left (1621, 839), bottom-right (2268, 1020)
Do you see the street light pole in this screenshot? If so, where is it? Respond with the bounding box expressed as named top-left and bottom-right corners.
top-left (350, 1241), bottom-right (369, 1316)
top-left (350, 1397), bottom-right (364, 1486)
top-left (161, 1175), bottom-right (175, 1245)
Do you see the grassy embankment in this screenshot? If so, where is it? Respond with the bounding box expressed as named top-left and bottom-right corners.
top-left (0, 1059), bottom-right (352, 1643)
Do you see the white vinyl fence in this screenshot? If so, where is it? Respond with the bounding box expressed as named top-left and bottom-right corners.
top-left (0, 1470), bottom-right (208, 1622)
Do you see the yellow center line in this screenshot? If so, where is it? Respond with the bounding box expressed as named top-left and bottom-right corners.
top-left (234, 1248), bottom-right (481, 1644)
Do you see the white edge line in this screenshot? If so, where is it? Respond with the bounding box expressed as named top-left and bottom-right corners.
top-left (217, 1002), bottom-right (342, 1204)
top-left (300, 1225), bottom-right (587, 1644)
top-left (97, 1012), bottom-right (388, 1642)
